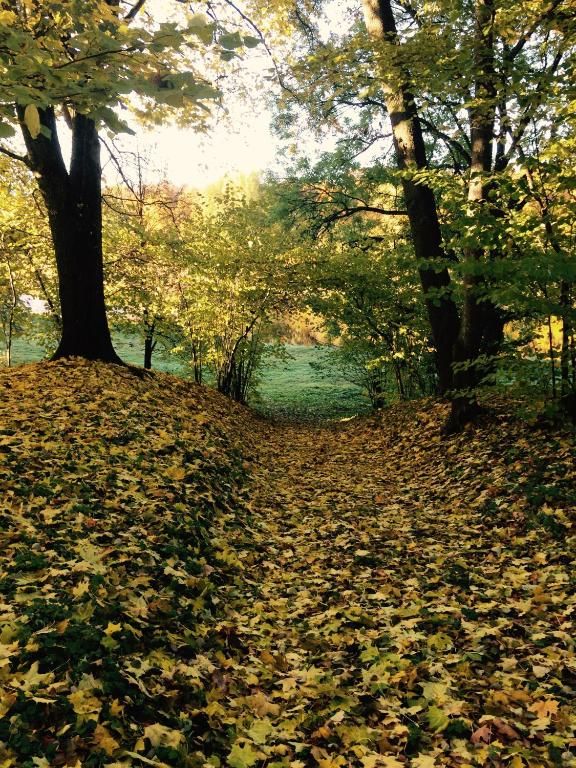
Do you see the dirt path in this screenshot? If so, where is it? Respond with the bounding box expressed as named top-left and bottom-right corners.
top-left (205, 409), bottom-right (575, 768)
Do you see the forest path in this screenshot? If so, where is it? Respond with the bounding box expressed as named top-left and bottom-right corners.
top-left (208, 406), bottom-right (494, 763)
top-left (207, 404), bottom-right (575, 767)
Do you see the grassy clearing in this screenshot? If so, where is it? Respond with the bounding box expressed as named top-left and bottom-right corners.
top-left (252, 344), bottom-right (370, 421)
top-left (7, 333), bottom-right (184, 374)
top-left (6, 336), bottom-right (369, 420)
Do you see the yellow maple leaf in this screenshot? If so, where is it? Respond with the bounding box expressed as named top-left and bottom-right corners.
top-left (143, 723), bottom-right (183, 748)
top-left (72, 578), bottom-right (90, 599)
top-left (246, 691), bottom-right (280, 717)
top-left (24, 104), bottom-right (41, 139)
top-left (165, 465), bottom-right (186, 481)
top-left (411, 756), bottom-right (437, 768)
top-left (528, 699), bottom-right (559, 719)
top-left (0, 691), bottom-right (17, 718)
top-left (104, 622), bottom-right (123, 636)
top-left (379, 758), bottom-right (405, 768)
top-left (110, 698), bottom-right (124, 716)
top-left (421, 681), bottom-right (449, 705)
top-left (17, 662), bottom-right (55, 692)
top-left (93, 724), bottom-right (120, 756)
top-left (68, 689), bottom-right (102, 717)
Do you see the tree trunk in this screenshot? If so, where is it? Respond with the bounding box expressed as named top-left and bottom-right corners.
top-left (362, 0), bottom-right (460, 395)
top-left (191, 341), bottom-right (203, 384)
top-left (143, 311), bottom-right (157, 370)
top-left (444, 0), bottom-right (497, 434)
top-left (5, 257), bottom-right (17, 367)
top-left (560, 281), bottom-right (572, 396)
top-left (144, 334), bottom-right (154, 370)
top-left (18, 106), bottom-right (122, 364)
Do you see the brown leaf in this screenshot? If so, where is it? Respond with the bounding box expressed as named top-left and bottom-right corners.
top-left (471, 724), bottom-right (492, 744)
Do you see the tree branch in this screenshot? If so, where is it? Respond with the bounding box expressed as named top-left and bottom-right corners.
top-left (504, 49), bottom-right (564, 163)
top-left (0, 144), bottom-right (29, 165)
top-left (508, 0), bottom-right (566, 60)
top-left (419, 117), bottom-right (471, 164)
top-left (220, 0), bottom-right (300, 98)
top-left (320, 204), bottom-right (408, 230)
top-left (124, 0), bottom-right (147, 22)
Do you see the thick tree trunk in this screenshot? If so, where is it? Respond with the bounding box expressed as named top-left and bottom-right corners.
top-left (362, 0), bottom-right (460, 395)
top-left (444, 0), bottom-right (497, 434)
top-left (18, 107), bottom-right (121, 364)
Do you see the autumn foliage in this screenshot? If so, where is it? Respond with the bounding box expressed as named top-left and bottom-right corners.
top-left (0, 360), bottom-right (574, 766)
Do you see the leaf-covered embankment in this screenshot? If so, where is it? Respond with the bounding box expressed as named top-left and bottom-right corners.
top-left (211, 401), bottom-right (576, 768)
top-left (0, 361), bottom-right (575, 768)
top-left (0, 360), bottom-right (258, 767)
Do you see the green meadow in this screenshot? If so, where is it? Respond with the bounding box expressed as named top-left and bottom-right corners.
top-left (6, 337), bottom-right (369, 421)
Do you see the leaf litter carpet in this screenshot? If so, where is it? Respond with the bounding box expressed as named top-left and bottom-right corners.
top-left (0, 361), bottom-right (574, 768)
top-left (214, 408), bottom-right (576, 768)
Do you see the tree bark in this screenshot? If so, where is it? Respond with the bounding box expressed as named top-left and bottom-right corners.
top-left (143, 310), bottom-right (157, 370)
top-left (444, 0), bottom-right (497, 433)
top-left (17, 106), bottom-right (122, 364)
top-left (362, 0), bottom-right (460, 395)
top-left (559, 281), bottom-right (572, 396)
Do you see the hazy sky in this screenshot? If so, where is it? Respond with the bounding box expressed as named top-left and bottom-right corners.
top-left (122, 0), bottom-right (282, 188)
top-left (133, 94), bottom-right (281, 188)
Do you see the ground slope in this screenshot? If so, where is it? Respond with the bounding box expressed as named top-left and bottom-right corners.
top-left (200, 403), bottom-right (576, 768)
top-left (0, 360), bottom-right (257, 767)
top-left (0, 363), bottom-right (575, 768)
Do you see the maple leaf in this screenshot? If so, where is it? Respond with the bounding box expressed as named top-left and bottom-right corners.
top-left (68, 689), bottom-right (102, 717)
top-left (246, 691), bottom-right (281, 717)
top-left (528, 699), bottom-right (559, 719)
top-left (247, 718), bottom-right (274, 744)
top-left (1, 360), bottom-right (575, 768)
top-left (92, 724), bottom-right (121, 756)
top-left (410, 757), bottom-right (437, 768)
top-left (426, 706), bottom-right (450, 733)
top-left (143, 723), bottom-right (184, 748)
top-left (471, 724), bottom-right (492, 744)
top-left (228, 742), bottom-right (261, 768)
top-left (104, 622), bottom-right (123, 636)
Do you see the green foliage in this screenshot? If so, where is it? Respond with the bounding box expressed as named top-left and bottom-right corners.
top-left (0, 158), bottom-right (59, 364)
top-left (103, 177), bottom-right (310, 400)
top-left (266, 0), bottom-right (576, 408)
top-left (0, 1), bottom-right (233, 135)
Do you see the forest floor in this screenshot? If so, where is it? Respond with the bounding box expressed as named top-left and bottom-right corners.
top-left (0, 361), bottom-right (575, 768)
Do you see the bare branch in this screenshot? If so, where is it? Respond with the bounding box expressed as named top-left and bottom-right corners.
top-left (124, 0), bottom-right (147, 22)
top-left (0, 144), bottom-right (29, 165)
top-left (99, 134), bottom-right (140, 202)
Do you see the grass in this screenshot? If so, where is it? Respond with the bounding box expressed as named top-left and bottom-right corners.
top-left (6, 336), bottom-right (370, 421)
top-left (251, 344), bottom-right (370, 421)
top-left (7, 332), bottom-right (185, 374)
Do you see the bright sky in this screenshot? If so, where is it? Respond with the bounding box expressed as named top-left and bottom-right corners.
top-left (134, 102), bottom-right (281, 188)
top-left (109, 0), bottom-right (351, 189)
top-left (109, 0), bottom-right (282, 189)
top-left (52, 1), bottom-right (350, 190)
